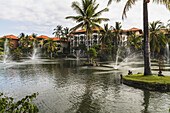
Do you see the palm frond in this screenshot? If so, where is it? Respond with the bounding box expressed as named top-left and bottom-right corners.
top-left (93, 4), bottom-right (99, 12)
top-left (107, 0), bottom-right (113, 6)
top-left (153, 0), bottom-right (170, 10)
top-left (122, 0), bottom-right (138, 20)
top-left (70, 22), bottom-right (84, 32)
top-left (93, 8), bottom-right (109, 18)
top-left (92, 18), bottom-right (110, 24)
top-left (65, 16), bottom-right (82, 22)
top-left (72, 1), bottom-right (85, 16)
top-left (107, 0), bottom-right (121, 6)
top-left (85, 4), bottom-right (93, 16)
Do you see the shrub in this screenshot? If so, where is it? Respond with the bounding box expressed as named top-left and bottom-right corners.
top-left (0, 92), bottom-right (39, 113)
top-left (88, 48), bottom-right (97, 63)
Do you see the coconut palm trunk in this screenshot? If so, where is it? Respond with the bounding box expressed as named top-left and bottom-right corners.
top-left (50, 52), bottom-right (53, 58)
top-left (143, 0), bottom-right (152, 75)
top-left (86, 29), bottom-right (89, 61)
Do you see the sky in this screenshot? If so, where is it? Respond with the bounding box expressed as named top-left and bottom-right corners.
top-left (0, 0), bottom-right (169, 37)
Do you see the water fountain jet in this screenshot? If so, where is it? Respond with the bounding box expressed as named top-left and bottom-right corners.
top-left (3, 38), bottom-right (9, 64)
top-left (113, 44), bottom-right (139, 69)
top-left (31, 42), bottom-right (38, 60)
top-left (31, 48), bottom-right (37, 60)
top-left (73, 49), bottom-right (81, 60)
top-left (166, 43), bottom-right (169, 63)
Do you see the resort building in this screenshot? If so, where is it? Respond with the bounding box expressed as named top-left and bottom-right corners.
top-left (70, 27), bottom-right (143, 55)
top-left (70, 29), bottom-right (104, 55)
top-left (126, 28), bottom-right (143, 35)
top-left (36, 35), bottom-right (50, 48)
top-left (0, 27), bottom-right (144, 56)
top-left (51, 37), bottom-right (70, 53)
top-left (0, 35), bottom-right (19, 47)
top-left (112, 27), bottom-right (142, 43)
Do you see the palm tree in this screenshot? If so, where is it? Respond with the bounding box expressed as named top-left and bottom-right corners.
top-left (31, 33), bottom-right (38, 47)
top-left (127, 31), bottom-right (142, 51)
top-left (166, 19), bottom-right (170, 40)
top-left (149, 21), bottom-right (167, 56)
top-left (12, 47), bottom-right (22, 60)
top-left (101, 24), bottom-right (112, 45)
top-left (44, 39), bottom-right (59, 58)
top-left (112, 22), bottom-right (123, 47)
top-left (19, 35), bottom-right (32, 55)
top-left (0, 39), bottom-right (4, 55)
top-left (19, 33), bottom-right (25, 39)
top-left (167, 19), bottom-right (170, 29)
top-left (53, 25), bottom-right (63, 44)
top-left (150, 21), bottom-right (167, 71)
top-left (19, 33), bottom-right (25, 47)
top-left (66, 0), bottom-right (109, 54)
top-left (108, 0), bottom-right (169, 75)
top-left (63, 27), bottom-right (71, 53)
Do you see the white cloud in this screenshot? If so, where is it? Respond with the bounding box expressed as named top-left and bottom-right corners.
top-left (0, 0), bottom-right (169, 36)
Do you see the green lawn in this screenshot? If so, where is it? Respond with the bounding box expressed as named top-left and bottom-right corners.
top-left (123, 74), bottom-right (170, 84)
top-left (150, 59), bottom-right (159, 62)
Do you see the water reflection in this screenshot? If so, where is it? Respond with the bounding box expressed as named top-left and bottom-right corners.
top-left (142, 90), bottom-right (150, 113)
top-left (0, 58), bottom-right (170, 113)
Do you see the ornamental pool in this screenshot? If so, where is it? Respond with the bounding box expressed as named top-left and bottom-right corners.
top-left (1, 58), bottom-right (170, 113)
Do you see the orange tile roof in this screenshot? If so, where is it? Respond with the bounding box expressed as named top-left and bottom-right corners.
top-left (51, 37), bottom-right (70, 42)
top-left (1, 35), bottom-right (19, 40)
top-left (72, 28), bottom-right (104, 34)
top-left (111, 29), bottom-right (127, 32)
top-left (37, 35), bottom-right (50, 39)
top-left (127, 28), bottom-right (142, 31)
top-left (51, 37), bottom-right (60, 41)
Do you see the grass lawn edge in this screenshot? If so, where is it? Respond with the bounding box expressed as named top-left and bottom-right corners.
top-left (122, 74), bottom-right (170, 92)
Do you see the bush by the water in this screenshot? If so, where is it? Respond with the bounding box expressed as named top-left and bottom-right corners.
top-left (0, 92), bottom-right (39, 113)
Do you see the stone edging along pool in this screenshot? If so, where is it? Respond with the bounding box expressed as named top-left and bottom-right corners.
top-left (122, 75), bottom-right (170, 92)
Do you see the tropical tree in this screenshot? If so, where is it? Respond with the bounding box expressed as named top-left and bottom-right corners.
top-left (149, 21), bottom-right (167, 57)
top-left (19, 33), bottom-right (25, 39)
top-left (31, 33), bottom-right (38, 48)
top-left (19, 33), bottom-right (25, 46)
top-left (92, 44), bottom-right (102, 52)
top-left (128, 31), bottom-right (143, 51)
top-left (112, 22), bottom-right (123, 47)
top-left (0, 39), bottom-right (4, 55)
top-left (63, 27), bottom-right (71, 53)
top-left (19, 35), bottom-right (32, 55)
top-left (19, 35), bottom-right (30, 48)
top-left (53, 25), bottom-right (63, 43)
top-left (166, 20), bottom-right (170, 41)
top-left (44, 39), bottom-right (59, 58)
top-left (63, 27), bottom-right (70, 42)
top-left (101, 24), bottom-right (112, 45)
top-left (66, 0), bottom-right (109, 60)
top-left (107, 0), bottom-right (170, 75)
top-left (167, 19), bottom-right (170, 29)
top-left (0, 48), bottom-right (3, 55)
top-left (40, 38), bottom-right (45, 48)
top-left (88, 48), bottom-right (97, 63)
top-left (11, 47), bottom-right (22, 60)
